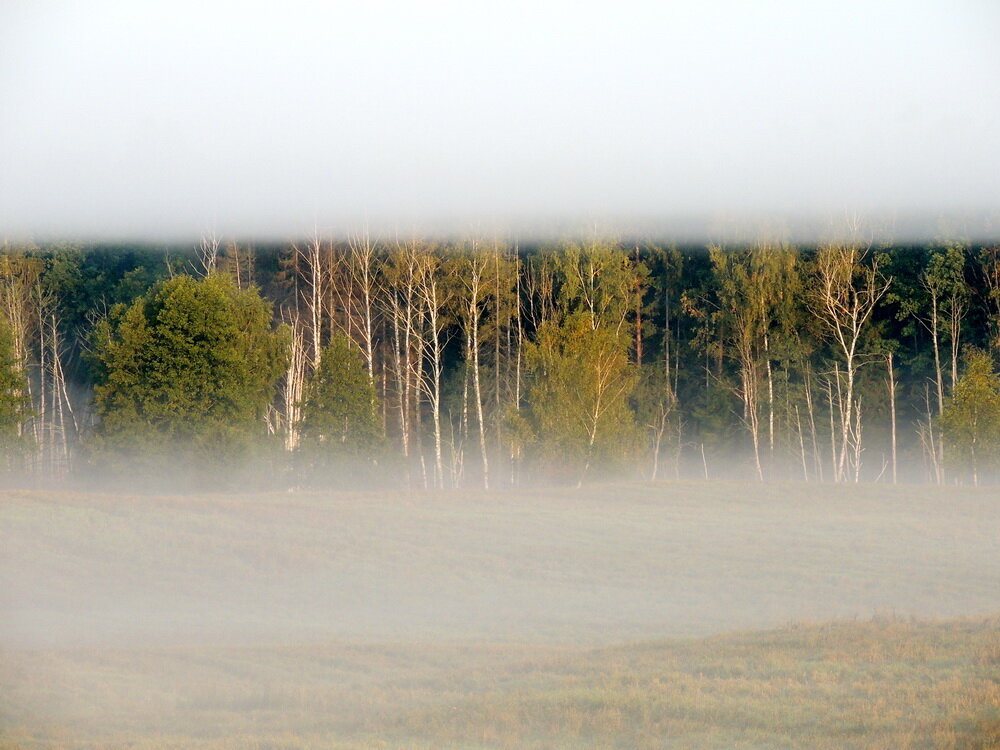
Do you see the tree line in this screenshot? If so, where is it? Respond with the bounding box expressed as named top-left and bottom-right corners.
top-left (1, 237), bottom-right (999, 488)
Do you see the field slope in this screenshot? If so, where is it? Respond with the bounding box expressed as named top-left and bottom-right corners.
top-left (1, 481), bottom-right (998, 747)
top-left (1, 618), bottom-right (998, 748)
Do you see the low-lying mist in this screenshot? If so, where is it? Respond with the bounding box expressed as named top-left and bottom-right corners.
top-left (3, 481), bottom-right (997, 650)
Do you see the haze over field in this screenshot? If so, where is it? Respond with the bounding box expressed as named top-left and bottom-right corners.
top-left (3, 483), bottom-right (998, 649)
top-left (2, 1), bottom-right (999, 240)
top-left (2, 483), bottom-right (998, 746)
top-left (2, 2), bottom-right (1000, 744)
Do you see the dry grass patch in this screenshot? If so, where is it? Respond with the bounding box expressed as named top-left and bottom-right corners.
top-left (1, 618), bottom-right (997, 749)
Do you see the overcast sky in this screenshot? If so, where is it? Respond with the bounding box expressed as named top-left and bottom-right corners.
top-left (1, 0), bottom-right (998, 242)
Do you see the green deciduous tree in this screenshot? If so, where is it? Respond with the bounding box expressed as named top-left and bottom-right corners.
top-left (91, 274), bottom-right (288, 478)
top-left (810, 244), bottom-right (891, 482)
top-left (553, 240), bottom-right (647, 336)
top-left (523, 311), bottom-right (638, 485)
top-left (921, 244), bottom-right (970, 414)
top-left (711, 244), bottom-right (802, 480)
top-left (0, 317), bottom-right (31, 467)
top-left (300, 333), bottom-right (383, 462)
top-left (940, 348), bottom-right (1000, 486)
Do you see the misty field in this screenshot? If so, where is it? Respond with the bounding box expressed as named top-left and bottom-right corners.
top-left (1, 481), bottom-right (998, 747)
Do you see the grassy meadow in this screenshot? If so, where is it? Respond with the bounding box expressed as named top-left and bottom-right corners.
top-left (1, 481), bottom-right (998, 747)
top-left (2, 618), bottom-right (997, 749)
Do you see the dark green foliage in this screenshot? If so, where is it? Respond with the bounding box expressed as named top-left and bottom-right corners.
top-left (7, 240), bottom-right (1000, 486)
top-left (300, 333), bottom-right (383, 464)
top-left (90, 273), bottom-right (288, 479)
top-left (38, 247), bottom-right (173, 379)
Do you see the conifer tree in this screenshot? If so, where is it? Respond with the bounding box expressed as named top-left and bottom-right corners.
top-left (91, 274), bottom-right (288, 476)
top-left (300, 333), bottom-right (383, 461)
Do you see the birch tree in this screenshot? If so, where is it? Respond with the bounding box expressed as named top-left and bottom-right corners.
top-left (413, 246), bottom-right (452, 488)
top-left (920, 244), bottom-right (969, 414)
top-left (454, 244), bottom-right (493, 488)
top-left (346, 230), bottom-right (380, 387)
top-left (0, 316), bottom-right (31, 468)
top-left (710, 244), bottom-right (802, 480)
top-left (380, 241), bottom-right (424, 481)
top-left (297, 234), bottom-right (329, 369)
top-left (810, 244), bottom-right (890, 482)
top-left (940, 348), bottom-right (1000, 486)
top-left (524, 311), bottom-right (637, 485)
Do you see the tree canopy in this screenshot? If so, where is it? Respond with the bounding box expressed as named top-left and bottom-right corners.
top-left (91, 273), bottom-right (288, 475)
top-left (940, 348), bottom-right (1000, 486)
top-left (523, 311), bottom-right (638, 484)
top-left (0, 318), bottom-right (30, 465)
top-left (300, 333), bottom-right (383, 462)
top-left (3, 239), bottom-right (1000, 488)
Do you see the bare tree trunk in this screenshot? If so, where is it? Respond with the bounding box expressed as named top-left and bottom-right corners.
top-left (515, 256), bottom-right (523, 412)
top-left (578, 415), bottom-right (600, 488)
top-left (744, 362), bottom-right (763, 481)
top-left (381, 243), bottom-right (425, 484)
top-left (648, 401), bottom-right (672, 481)
top-left (794, 405), bottom-right (808, 481)
top-left (348, 230), bottom-right (378, 388)
top-left (37, 295), bottom-right (47, 467)
top-left (804, 363), bottom-right (822, 482)
top-left (826, 377), bottom-right (837, 481)
top-left (50, 313), bottom-right (69, 474)
top-left (811, 244), bottom-right (890, 483)
top-left (839, 364), bottom-right (853, 482)
top-left (650, 419), bottom-right (662, 481)
top-left (886, 352), bottom-right (897, 484)
top-left (459, 367), bottom-right (469, 487)
top-left (412, 248), bottom-right (448, 489)
top-left (949, 295), bottom-right (964, 395)
top-left (852, 398), bottom-right (863, 482)
top-left (389, 297), bottom-right (408, 460)
top-left (197, 233), bottom-right (221, 277)
top-left (471, 300), bottom-right (489, 490)
top-left (459, 251), bottom-right (491, 489)
top-left (284, 318), bottom-right (307, 452)
top-left (765, 334), bottom-right (774, 458)
top-left (930, 294), bottom-right (944, 415)
top-left (921, 383), bottom-right (942, 484)
top-left (299, 235), bottom-right (325, 369)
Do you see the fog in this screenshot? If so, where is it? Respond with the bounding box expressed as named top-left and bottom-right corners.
top-left (3, 483), bottom-right (998, 650)
top-left (2, 1), bottom-right (1000, 242)
top-left (3, 3), bottom-right (1000, 741)
top-left (2, 481), bottom-right (998, 743)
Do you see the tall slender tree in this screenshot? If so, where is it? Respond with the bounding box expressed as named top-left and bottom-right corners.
top-left (810, 244), bottom-right (891, 482)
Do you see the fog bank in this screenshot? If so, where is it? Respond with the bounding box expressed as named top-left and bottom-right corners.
top-left (2, 1), bottom-right (999, 242)
top-left (2, 483), bottom-right (997, 649)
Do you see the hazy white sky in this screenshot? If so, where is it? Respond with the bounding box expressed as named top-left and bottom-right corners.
top-left (1, 0), bottom-right (998, 241)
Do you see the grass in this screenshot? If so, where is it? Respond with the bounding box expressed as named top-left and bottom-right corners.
top-left (1, 617), bottom-right (997, 748)
top-left (1, 481), bottom-right (998, 747)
